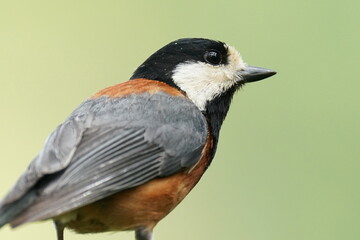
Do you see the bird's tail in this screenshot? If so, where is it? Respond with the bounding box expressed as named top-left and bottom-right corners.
top-left (0, 190), bottom-right (37, 228)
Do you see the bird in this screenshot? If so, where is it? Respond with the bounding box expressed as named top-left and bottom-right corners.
top-left (0, 38), bottom-right (276, 240)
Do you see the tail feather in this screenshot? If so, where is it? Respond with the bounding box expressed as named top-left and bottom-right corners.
top-left (0, 190), bottom-right (37, 228)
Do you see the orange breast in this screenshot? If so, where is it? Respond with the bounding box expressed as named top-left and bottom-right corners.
top-left (65, 135), bottom-right (213, 233)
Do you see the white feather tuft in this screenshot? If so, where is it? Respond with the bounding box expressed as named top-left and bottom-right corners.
top-left (172, 45), bottom-right (246, 111)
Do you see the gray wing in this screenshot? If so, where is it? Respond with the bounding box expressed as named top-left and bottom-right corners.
top-left (0, 92), bottom-right (207, 227)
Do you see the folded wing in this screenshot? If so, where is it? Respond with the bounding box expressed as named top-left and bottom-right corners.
top-left (0, 92), bottom-right (207, 227)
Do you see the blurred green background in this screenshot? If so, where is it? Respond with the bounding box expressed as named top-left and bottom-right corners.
top-left (0, 0), bottom-right (359, 240)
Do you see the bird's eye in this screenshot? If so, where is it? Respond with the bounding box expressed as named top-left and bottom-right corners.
top-left (204, 50), bottom-right (222, 65)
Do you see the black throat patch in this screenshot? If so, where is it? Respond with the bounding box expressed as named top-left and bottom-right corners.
top-left (203, 87), bottom-right (238, 161)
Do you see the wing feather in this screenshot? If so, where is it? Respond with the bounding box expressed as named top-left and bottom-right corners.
top-left (0, 92), bottom-right (208, 227)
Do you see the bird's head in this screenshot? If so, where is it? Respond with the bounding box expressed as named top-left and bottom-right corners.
top-left (131, 38), bottom-right (275, 111)
top-left (131, 38), bottom-right (276, 138)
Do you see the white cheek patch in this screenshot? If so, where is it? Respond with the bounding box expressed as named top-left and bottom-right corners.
top-left (172, 45), bottom-right (246, 111)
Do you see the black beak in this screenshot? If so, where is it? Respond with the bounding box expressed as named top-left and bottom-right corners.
top-left (238, 66), bottom-right (276, 83)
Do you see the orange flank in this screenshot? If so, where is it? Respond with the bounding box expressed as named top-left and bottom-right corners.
top-left (91, 78), bottom-right (185, 99)
top-left (61, 134), bottom-right (213, 234)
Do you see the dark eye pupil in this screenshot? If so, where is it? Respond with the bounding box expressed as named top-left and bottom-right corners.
top-left (204, 50), bottom-right (222, 65)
